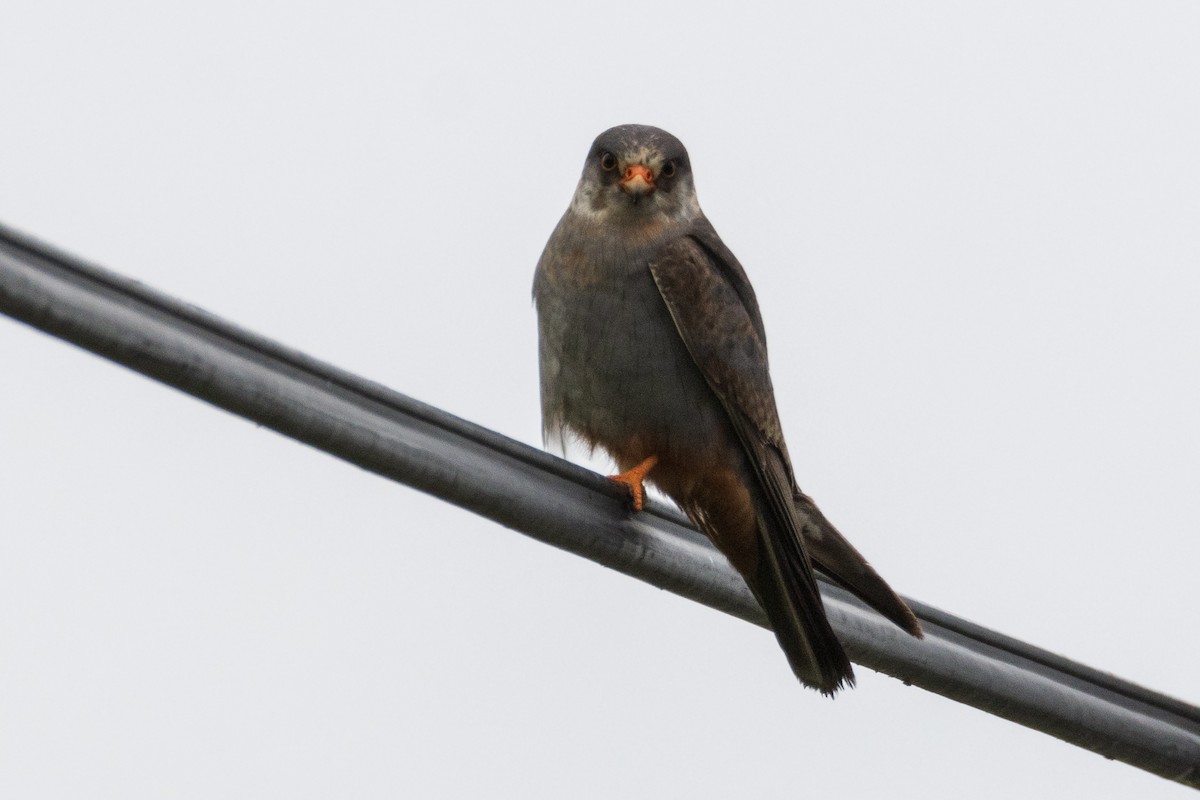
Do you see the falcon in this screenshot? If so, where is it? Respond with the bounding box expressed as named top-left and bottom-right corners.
top-left (534, 124), bottom-right (922, 694)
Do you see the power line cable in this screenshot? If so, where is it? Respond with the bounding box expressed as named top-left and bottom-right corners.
top-left (1, 221), bottom-right (1196, 788)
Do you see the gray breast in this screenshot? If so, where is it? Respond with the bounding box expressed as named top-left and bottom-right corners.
top-left (534, 219), bottom-right (728, 462)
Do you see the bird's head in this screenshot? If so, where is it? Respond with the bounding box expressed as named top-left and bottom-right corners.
top-left (570, 124), bottom-right (701, 226)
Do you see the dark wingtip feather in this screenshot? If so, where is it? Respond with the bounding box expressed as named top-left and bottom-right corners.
top-left (793, 490), bottom-right (925, 640)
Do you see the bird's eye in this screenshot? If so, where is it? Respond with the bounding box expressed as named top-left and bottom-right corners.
top-left (662, 160), bottom-right (677, 178)
top-left (599, 152), bottom-right (617, 171)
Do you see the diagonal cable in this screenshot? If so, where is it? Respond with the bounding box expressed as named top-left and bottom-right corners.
top-left (1, 221), bottom-right (1197, 789)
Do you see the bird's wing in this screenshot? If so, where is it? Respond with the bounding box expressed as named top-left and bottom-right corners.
top-left (792, 488), bottom-right (922, 637)
top-left (659, 227), bottom-right (921, 637)
top-left (647, 233), bottom-right (853, 693)
top-left (686, 216), bottom-right (771, 346)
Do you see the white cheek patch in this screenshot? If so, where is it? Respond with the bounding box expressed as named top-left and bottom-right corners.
top-left (567, 172), bottom-right (702, 224)
top-left (568, 177), bottom-right (611, 221)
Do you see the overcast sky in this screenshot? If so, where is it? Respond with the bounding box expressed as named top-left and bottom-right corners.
top-left (2, 3), bottom-right (1198, 798)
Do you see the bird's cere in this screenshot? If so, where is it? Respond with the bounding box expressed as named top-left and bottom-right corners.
top-left (619, 164), bottom-right (655, 195)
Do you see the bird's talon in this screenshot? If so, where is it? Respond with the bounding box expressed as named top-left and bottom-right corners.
top-left (609, 474), bottom-right (647, 511)
top-left (608, 455), bottom-right (658, 512)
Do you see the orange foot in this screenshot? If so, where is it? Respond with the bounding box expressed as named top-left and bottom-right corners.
top-left (609, 455), bottom-right (659, 512)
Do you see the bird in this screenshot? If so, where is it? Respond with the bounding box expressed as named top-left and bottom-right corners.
top-left (533, 124), bottom-right (922, 695)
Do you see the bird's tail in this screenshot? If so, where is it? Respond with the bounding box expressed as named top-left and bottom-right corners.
top-left (793, 490), bottom-right (924, 639)
top-left (749, 511), bottom-right (856, 695)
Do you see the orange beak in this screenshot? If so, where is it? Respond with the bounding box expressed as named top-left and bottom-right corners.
top-left (619, 163), bottom-right (655, 196)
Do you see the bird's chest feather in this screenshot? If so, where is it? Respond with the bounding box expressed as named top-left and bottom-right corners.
top-left (535, 236), bottom-right (727, 463)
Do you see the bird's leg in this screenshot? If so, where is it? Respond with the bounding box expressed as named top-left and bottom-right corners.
top-left (609, 455), bottom-right (659, 512)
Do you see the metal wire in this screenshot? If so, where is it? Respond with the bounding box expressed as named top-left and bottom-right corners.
top-left (1, 221), bottom-right (1197, 789)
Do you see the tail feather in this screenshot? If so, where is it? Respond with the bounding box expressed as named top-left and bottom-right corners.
top-left (750, 513), bottom-right (855, 695)
top-left (794, 490), bottom-right (923, 639)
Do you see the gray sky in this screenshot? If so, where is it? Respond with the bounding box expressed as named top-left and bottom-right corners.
top-left (2, 2), bottom-right (1198, 797)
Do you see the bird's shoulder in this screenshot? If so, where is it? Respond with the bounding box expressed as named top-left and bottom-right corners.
top-left (648, 225), bottom-right (783, 444)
